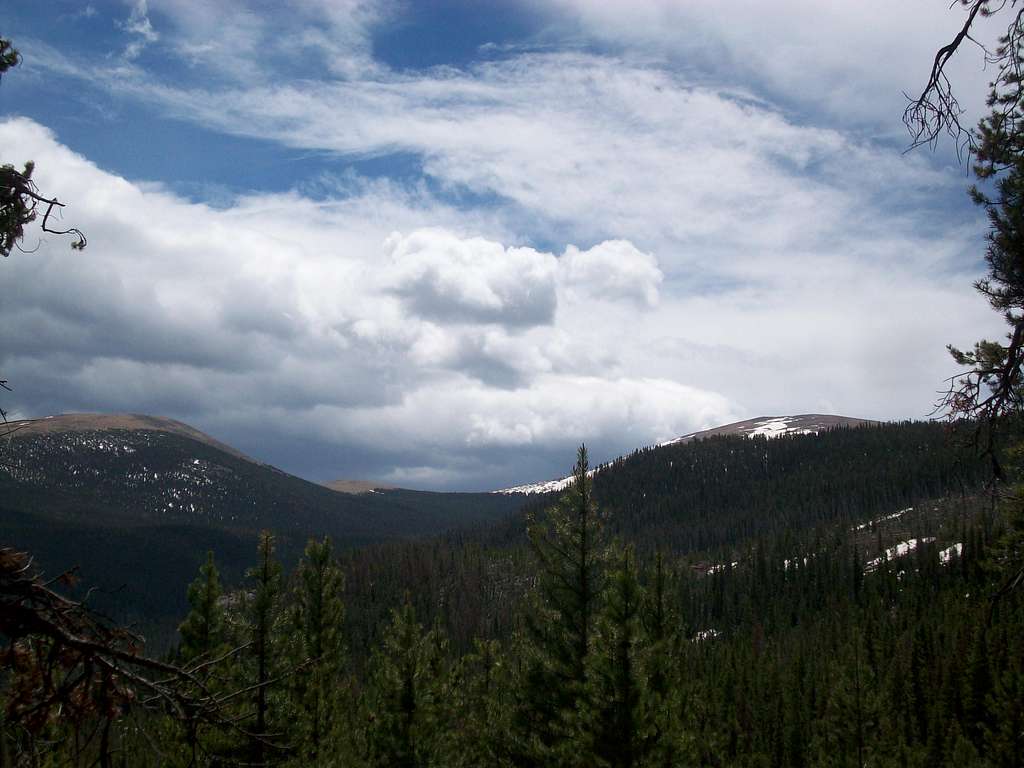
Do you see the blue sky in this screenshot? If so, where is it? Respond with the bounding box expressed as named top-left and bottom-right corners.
top-left (0, 0), bottom-right (1009, 490)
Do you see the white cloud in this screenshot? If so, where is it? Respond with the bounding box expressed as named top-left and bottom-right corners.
top-left (383, 228), bottom-right (558, 327)
top-left (119, 0), bottom-right (159, 61)
top-left (58, 47), bottom-right (958, 272)
top-left (298, 373), bottom-right (737, 460)
top-left (0, 118), bottom-right (741, 487)
top-left (560, 240), bottom-right (662, 307)
top-left (148, 0), bottom-right (390, 81)
top-left (542, 0), bottom-right (1005, 135)
top-left (1, 2), bottom-right (1009, 488)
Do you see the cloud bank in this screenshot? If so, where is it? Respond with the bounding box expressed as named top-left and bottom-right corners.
top-left (0, 1), bottom-right (1006, 488)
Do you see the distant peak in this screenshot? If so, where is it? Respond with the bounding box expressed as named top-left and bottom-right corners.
top-left (659, 414), bottom-right (876, 447)
top-left (322, 479), bottom-right (397, 495)
top-left (2, 412), bottom-right (258, 464)
top-left (493, 414), bottom-right (877, 495)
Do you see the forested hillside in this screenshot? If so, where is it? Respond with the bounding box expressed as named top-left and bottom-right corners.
top-left (6, 419), bottom-right (1019, 767)
top-left (6, 0), bottom-right (1024, 764)
top-left (337, 420), bottom-right (990, 656)
top-left (0, 419), bottom-right (523, 636)
top-left (493, 420), bottom-right (984, 547)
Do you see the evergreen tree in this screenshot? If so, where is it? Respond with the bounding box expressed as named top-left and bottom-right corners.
top-left (808, 633), bottom-right (878, 768)
top-left (178, 551), bottom-right (225, 663)
top-left (248, 530), bottom-right (284, 764)
top-left (638, 551), bottom-right (687, 768)
top-left (288, 536), bottom-right (346, 767)
top-left (585, 545), bottom-right (648, 768)
top-left (175, 551), bottom-right (234, 763)
top-left (445, 638), bottom-right (514, 768)
top-left (983, 638), bottom-right (1024, 767)
top-left (513, 445), bottom-right (606, 766)
top-left (0, 37), bottom-right (85, 259)
top-left (962, 624), bottom-right (992, 750)
top-left (362, 601), bottom-right (449, 768)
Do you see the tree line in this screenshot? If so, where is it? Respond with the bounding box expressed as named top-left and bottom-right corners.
top-left (2, 445), bottom-right (1020, 767)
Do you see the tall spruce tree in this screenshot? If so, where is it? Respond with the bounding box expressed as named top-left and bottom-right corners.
top-left (514, 445), bottom-right (606, 766)
top-left (908, 1), bottom-right (1024, 594)
top-left (639, 551), bottom-right (691, 768)
top-left (584, 545), bottom-right (648, 768)
top-left (178, 551), bottom-right (225, 662)
top-left (442, 638), bottom-right (513, 768)
top-left (248, 530), bottom-right (284, 764)
top-left (288, 536), bottom-right (346, 767)
top-left (362, 601), bottom-right (449, 768)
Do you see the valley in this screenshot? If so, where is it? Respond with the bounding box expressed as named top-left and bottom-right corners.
top-left (1, 409), bottom-right (1017, 766)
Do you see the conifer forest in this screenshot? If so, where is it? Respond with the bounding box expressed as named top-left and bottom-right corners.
top-left (4, 1), bottom-right (1024, 766)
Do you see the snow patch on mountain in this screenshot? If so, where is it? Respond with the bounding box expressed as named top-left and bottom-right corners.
top-left (746, 417), bottom-right (817, 438)
top-left (940, 542), bottom-right (963, 564)
top-left (852, 507), bottom-right (913, 532)
top-left (494, 467), bottom-right (600, 495)
top-left (864, 537), bottom-right (936, 573)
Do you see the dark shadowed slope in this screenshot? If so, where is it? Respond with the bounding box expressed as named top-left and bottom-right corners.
top-left (0, 413), bottom-right (524, 636)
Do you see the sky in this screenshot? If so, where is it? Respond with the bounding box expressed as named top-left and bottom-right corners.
top-left (0, 0), bottom-right (1010, 490)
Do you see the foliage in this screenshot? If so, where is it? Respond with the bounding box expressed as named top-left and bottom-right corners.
top-left (906, 0), bottom-right (1024, 596)
top-left (360, 601), bottom-right (449, 768)
top-left (0, 38), bottom-right (18, 76)
top-left (513, 445), bottom-right (605, 765)
top-left (287, 536), bottom-right (347, 766)
top-left (2, 438), bottom-right (1022, 766)
top-left (0, 38), bottom-right (85, 258)
top-left (178, 551), bottom-right (226, 662)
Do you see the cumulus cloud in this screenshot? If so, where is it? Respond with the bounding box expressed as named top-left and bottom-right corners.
top-left (288, 374), bottom-right (739, 487)
top-left (383, 228), bottom-right (558, 327)
top-left (0, 1), bottom-right (1008, 488)
top-left (560, 240), bottom-right (662, 307)
top-left (0, 119), bottom-right (739, 487)
top-left (381, 229), bottom-right (664, 327)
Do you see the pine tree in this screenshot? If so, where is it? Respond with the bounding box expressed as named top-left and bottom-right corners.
top-left (585, 545), bottom-right (647, 768)
top-left (808, 633), bottom-right (878, 768)
top-left (638, 550), bottom-right (691, 768)
top-left (444, 638), bottom-right (513, 768)
top-left (513, 445), bottom-right (606, 766)
top-left (248, 530), bottom-right (284, 765)
top-left (178, 551), bottom-right (226, 663)
top-left (288, 537), bottom-right (346, 767)
top-left (983, 640), bottom-right (1024, 767)
top-left (362, 601), bottom-right (448, 768)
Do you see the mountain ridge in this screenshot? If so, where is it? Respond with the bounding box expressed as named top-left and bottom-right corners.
top-left (494, 413), bottom-right (878, 494)
top-left (2, 412), bottom-right (260, 464)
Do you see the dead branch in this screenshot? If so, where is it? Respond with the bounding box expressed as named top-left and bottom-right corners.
top-left (905, 0), bottom-right (990, 156)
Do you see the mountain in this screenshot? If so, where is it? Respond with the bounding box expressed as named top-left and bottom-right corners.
top-left (340, 417), bottom-right (992, 657)
top-left (656, 413), bottom-right (877, 443)
top-left (0, 411), bottom-right (980, 648)
top-left (2, 413), bottom-right (257, 461)
top-left (483, 418), bottom-right (986, 553)
top-left (494, 413), bottom-right (876, 494)
top-left (5, 413), bottom-right (1007, 765)
top-left (0, 413), bottom-right (524, 638)
top-left (322, 479), bottom-right (397, 494)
